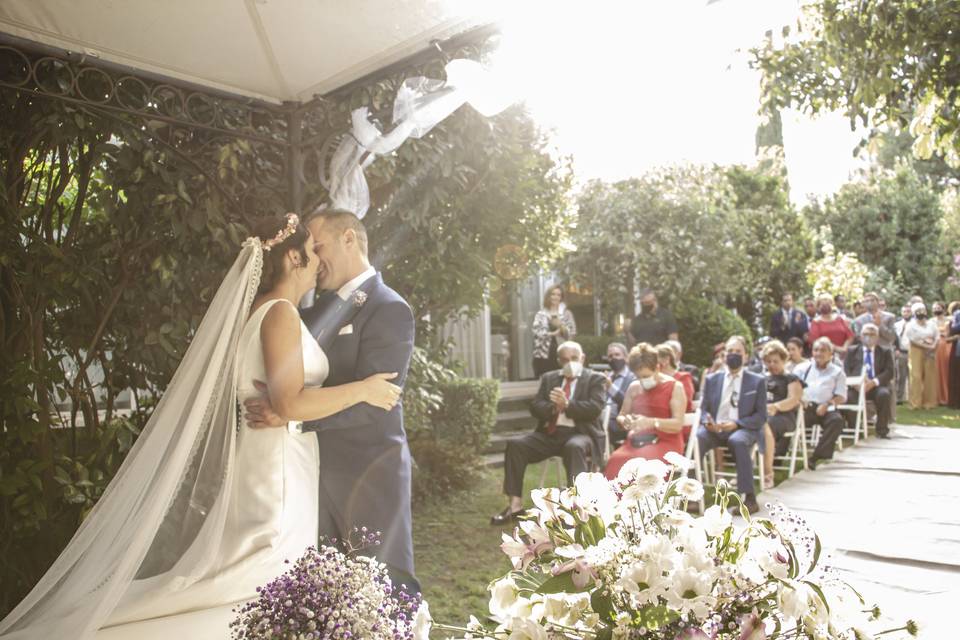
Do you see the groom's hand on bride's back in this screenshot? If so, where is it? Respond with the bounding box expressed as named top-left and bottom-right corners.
top-left (244, 381), bottom-right (287, 429)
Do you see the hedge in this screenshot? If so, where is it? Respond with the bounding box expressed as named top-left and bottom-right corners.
top-left (673, 298), bottom-right (754, 368)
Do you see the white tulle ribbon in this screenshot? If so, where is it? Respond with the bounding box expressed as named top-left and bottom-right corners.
top-left (323, 59), bottom-right (514, 218)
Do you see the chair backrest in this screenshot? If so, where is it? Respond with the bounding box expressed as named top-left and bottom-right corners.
top-left (683, 409), bottom-right (700, 427)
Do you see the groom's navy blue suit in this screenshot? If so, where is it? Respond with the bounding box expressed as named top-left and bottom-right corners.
top-left (300, 272), bottom-right (417, 590)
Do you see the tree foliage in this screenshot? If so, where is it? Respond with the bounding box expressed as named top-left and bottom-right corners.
top-left (751, 0), bottom-right (960, 167)
top-left (802, 165), bottom-right (946, 301)
top-left (562, 164), bottom-right (811, 332)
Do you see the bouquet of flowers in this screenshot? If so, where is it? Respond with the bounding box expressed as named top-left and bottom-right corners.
top-left (439, 454), bottom-right (917, 640)
top-left (231, 532), bottom-right (431, 640)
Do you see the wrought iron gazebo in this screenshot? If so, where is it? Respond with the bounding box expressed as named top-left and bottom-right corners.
top-left (0, 2), bottom-right (499, 219)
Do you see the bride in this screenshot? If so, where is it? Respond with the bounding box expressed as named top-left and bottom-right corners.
top-left (0, 213), bottom-right (401, 640)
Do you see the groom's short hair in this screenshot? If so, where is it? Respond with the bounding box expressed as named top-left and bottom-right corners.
top-left (305, 207), bottom-right (368, 257)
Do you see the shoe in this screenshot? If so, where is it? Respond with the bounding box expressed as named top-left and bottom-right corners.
top-left (878, 432), bottom-right (890, 439)
top-left (490, 507), bottom-right (526, 526)
top-left (808, 455), bottom-right (818, 471)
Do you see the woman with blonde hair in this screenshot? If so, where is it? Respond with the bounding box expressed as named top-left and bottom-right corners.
top-left (604, 343), bottom-right (686, 480)
top-left (759, 340), bottom-right (804, 489)
top-left (531, 284), bottom-right (577, 377)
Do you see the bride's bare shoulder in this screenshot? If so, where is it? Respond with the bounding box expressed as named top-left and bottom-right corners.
top-left (255, 298), bottom-right (300, 338)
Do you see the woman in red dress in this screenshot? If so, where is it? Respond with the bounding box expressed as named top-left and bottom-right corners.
top-left (604, 343), bottom-right (687, 480)
top-left (808, 293), bottom-right (854, 359)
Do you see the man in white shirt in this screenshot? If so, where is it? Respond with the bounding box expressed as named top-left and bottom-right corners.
top-left (793, 337), bottom-right (847, 469)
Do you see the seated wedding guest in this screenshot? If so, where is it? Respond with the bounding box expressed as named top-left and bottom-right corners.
top-left (785, 337), bottom-right (808, 373)
top-left (934, 302), bottom-right (954, 405)
top-left (905, 302), bottom-right (940, 410)
top-left (603, 342), bottom-right (635, 449)
top-left (894, 304), bottom-right (913, 404)
top-left (949, 301), bottom-right (960, 409)
top-left (700, 343), bottom-right (726, 392)
top-left (657, 343), bottom-right (695, 415)
top-left (809, 294), bottom-right (854, 359)
top-left (770, 292), bottom-right (810, 345)
top-left (803, 296), bottom-right (817, 320)
top-left (844, 323), bottom-right (894, 439)
top-left (531, 284), bottom-right (577, 378)
top-left (747, 336), bottom-right (768, 374)
top-left (760, 340), bottom-right (804, 489)
top-left (604, 344), bottom-right (686, 481)
top-left (628, 289), bottom-right (678, 347)
top-left (696, 335), bottom-right (767, 514)
top-left (492, 341), bottom-right (604, 525)
top-left (667, 339), bottom-right (700, 394)
top-left (793, 338), bottom-right (847, 469)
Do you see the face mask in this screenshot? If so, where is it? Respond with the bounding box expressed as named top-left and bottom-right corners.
top-left (916, 313), bottom-right (927, 321)
top-left (609, 357), bottom-right (626, 372)
top-left (934, 309), bottom-right (944, 316)
top-left (725, 353), bottom-right (743, 370)
top-left (819, 305), bottom-right (832, 315)
top-left (641, 302), bottom-right (655, 314)
top-left (865, 301), bottom-right (876, 312)
top-left (562, 360), bottom-right (583, 379)
top-left (639, 375), bottom-right (658, 390)
top-left (863, 336), bottom-right (878, 348)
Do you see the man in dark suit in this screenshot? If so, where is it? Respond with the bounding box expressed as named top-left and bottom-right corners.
top-left (491, 341), bottom-right (605, 525)
top-left (770, 292), bottom-right (810, 345)
top-left (844, 322), bottom-right (894, 438)
top-left (245, 208), bottom-right (418, 594)
top-left (696, 335), bottom-right (768, 514)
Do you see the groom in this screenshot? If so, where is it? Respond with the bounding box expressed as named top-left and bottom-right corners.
top-left (246, 207), bottom-right (418, 594)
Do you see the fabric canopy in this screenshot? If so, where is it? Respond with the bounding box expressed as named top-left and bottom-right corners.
top-left (0, 0), bottom-right (494, 104)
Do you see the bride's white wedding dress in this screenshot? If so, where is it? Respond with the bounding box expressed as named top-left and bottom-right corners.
top-left (96, 299), bottom-right (326, 639)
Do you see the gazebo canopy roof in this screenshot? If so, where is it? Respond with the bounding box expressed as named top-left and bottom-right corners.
top-left (0, 0), bottom-right (493, 104)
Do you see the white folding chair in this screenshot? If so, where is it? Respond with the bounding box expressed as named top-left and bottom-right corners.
top-left (771, 408), bottom-right (808, 478)
top-left (704, 440), bottom-right (763, 494)
top-left (600, 404), bottom-right (614, 464)
top-left (837, 375), bottom-right (867, 447)
top-left (683, 409), bottom-right (706, 513)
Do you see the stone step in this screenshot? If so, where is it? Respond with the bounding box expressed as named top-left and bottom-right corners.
top-left (481, 452), bottom-right (504, 469)
top-left (493, 409), bottom-right (537, 434)
top-left (497, 396), bottom-right (533, 415)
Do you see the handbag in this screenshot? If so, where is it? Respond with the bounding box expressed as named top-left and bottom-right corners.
top-left (629, 432), bottom-right (659, 448)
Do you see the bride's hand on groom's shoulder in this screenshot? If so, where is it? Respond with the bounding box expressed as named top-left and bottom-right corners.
top-left (362, 372), bottom-right (401, 411)
top-left (244, 381), bottom-right (287, 429)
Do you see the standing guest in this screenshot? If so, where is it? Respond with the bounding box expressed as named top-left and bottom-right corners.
top-left (785, 337), bottom-right (808, 373)
top-left (667, 339), bottom-right (701, 394)
top-left (852, 300), bottom-right (864, 318)
top-left (700, 343), bottom-right (726, 392)
top-left (809, 294), bottom-right (854, 359)
top-left (852, 292), bottom-right (897, 350)
top-left (696, 336), bottom-right (767, 515)
top-left (492, 341), bottom-right (604, 525)
top-left (793, 338), bottom-right (848, 470)
top-left (628, 289), bottom-right (678, 347)
top-left (844, 323), bottom-right (894, 439)
top-left (893, 304), bottom-right (913, 404)
top-left (759, 340), bottom-right (804, 489)
top-left (604, 344), bottom-right (686, 480)
top-left (949, 301), bottom-right (960, 409)
top-left (770, 293), bottom-right (810, 345)
top-left (531, 284), bottom-right (577, 378)
top-left (933, 302), bottom-right (954, 405)
top-left (835, 294), bottom-right (853, 319)
top-left (603, 342), bottom-right (635, 449)
top-left (878, 298), bottom-right (888, 312)
top-left (803, 296), bottom-right (818, 321)
top-left (657, 343), bottom-right (695, 412)
top-left (905, 302), bottom-right (940, 410)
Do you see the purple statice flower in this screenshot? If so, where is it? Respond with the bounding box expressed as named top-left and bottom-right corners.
top-left (230, 542), bottom-right (426, 640)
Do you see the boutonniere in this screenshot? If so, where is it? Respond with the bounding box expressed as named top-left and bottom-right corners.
top-left (352, 290), bottom-right (367, 308)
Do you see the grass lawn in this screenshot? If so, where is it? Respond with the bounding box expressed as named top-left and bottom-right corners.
top-left (895, 405), bottom-right (960, 427)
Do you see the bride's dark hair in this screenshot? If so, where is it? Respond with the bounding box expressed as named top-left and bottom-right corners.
top-left (253, 213), bottom-right (311, 295)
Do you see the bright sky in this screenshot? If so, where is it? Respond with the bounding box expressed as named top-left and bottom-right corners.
top-left (474, 0), bottom-right (867, 205)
